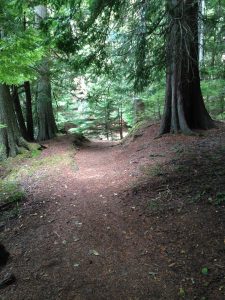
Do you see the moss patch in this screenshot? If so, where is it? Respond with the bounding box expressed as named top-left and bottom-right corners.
top-left (0, 179), bottom-right (24, 222)
top-left (6, 150), bottom-right (76, 182)
top-left (0, 145), bottom-right (41, 178)
top-left (0, 180), bottom-right (25, 205)
top-left (121, 121), bottom-right (155, 145)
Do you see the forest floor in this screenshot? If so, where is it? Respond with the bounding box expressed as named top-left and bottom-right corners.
top-left (0, 122), bottom-right (225, 300)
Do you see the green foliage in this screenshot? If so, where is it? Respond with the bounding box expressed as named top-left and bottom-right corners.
top-left (0, 29), bottom-right (45, 84)
top-left (201, 267), bottom-right (209, 276)
top-left (178, 287), bottom-right (185, 298)
top-left (215, 192), bottom-right (225, 205)
top-left (0, 0), bottom-right (224, 144)
top-left (202, 79), bottom-right (225, 119)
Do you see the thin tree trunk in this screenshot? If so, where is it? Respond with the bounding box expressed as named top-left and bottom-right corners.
top-left (12, 86), bottom-right (28, 140)
top-left (23, 13), bottom-right (34, 141)
top-left (24, 81), bottom-right (34, 141)
top-left (198, 0), bottom-right (205, 65)
top-left (160, 0), bottom-right (214, 135)
top-left (119, 107), bottom-right (123, 140)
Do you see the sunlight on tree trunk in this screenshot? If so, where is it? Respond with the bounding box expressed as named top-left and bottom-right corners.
top-left (198, 0), bottom-right (205, 65)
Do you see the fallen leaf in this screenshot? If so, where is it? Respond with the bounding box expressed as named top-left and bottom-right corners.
top-left (178, 287), bottom-right (185, 297)
top-left (169, 263), bottom-right (176, 267)
top-left (73, 263), bottom-right (80, 268)
top-left (89, 250), bottom-right (100, 256)
top-left (73, 236), bottom-right (80, 242)
top-left (148, 271), bottom-right (157, 280)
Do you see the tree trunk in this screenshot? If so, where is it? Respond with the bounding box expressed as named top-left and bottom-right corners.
top-left (119, 107), bottom-right (123, 140)
top-left (24, 81), bottom-right (34, 141)
top-left (23, 11), bottom-right (34, 141)
top-left (36, 60), bottom-right (58, 140)
top-left (160, 0), bottom-right (214, 135)
top-left (198, 0), bottom-right (205, 65)
top-left (35, 5), bottom-right (57, 141)
top-left (12, 86), bottom-right (28, 140)
top-left (0, 84), bottom-right (29, 160)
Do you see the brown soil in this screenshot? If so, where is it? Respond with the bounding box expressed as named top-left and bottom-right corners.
top-left (1, 123), bottom-right (225, 300)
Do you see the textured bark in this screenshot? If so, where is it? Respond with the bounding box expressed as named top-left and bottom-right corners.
top-left (0, 84), bottom-right (30, 160)
top-left (36, 60), bottom-right (58, 141)
top-left (24, 81), bottom-right (34, 141)
top-left (35, 5), bottom-right (57, 141)
top-left (198, 0), bottom-right (205, 64)
top-left (119, 108), bottom-right (123, 140)
top-left (160, 0), bottom-right (214, 135)
top-left (12, 86), bottom-right (28, 140)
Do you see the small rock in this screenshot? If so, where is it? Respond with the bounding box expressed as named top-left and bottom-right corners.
top-left (0, 222), bottom-right (5, 230)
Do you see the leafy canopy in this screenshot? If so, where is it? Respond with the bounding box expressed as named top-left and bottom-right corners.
top-left (0, 29), bottom-right (45, 84)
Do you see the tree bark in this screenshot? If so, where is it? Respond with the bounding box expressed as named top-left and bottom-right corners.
top-left (160, 0), bottom-right (214, 135)
top-left (23, 11), bottom-right (34, 141)
top-left (24, 81), bottom-right (34, 141)
top-left (119, 107), bottom-right (123, 140)
top-left (36, 60), bottom-right (58, 140)
top-left (0, 84), bottom-right (30, 160)
top-left (198, 0), bottom-right (205, 65)
top-left (35, 5), bottom-right (58, 141)
top-left (12, 86), bottom-right (28, 140)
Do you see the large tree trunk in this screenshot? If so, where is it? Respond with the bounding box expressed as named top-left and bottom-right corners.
top-left (36, 60), bottom-right (58, 141)
top-left (35, 5), bottom-right (57, 141)
top-left (12, 86), bottom-right (28, 140)
top-left (0, 84), bottom-right (29, 160)
top-left (24, 81), bottom-right (34, 141)
top-left (160, 0), bottom-right (214, 135)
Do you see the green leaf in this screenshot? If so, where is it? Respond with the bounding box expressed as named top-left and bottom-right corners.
top-left (178, 287), bottom-right (185, 297)
top-left (201, 267), bottom-right (209, 275)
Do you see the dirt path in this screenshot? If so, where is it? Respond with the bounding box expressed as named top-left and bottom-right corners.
top-left (0, 136), bottom-right (150, 300)
top-left (1, 124), bottom-right (225, 300)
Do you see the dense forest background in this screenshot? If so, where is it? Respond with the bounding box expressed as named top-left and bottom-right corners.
top-left (0, 0), bottom-right (225, 157)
